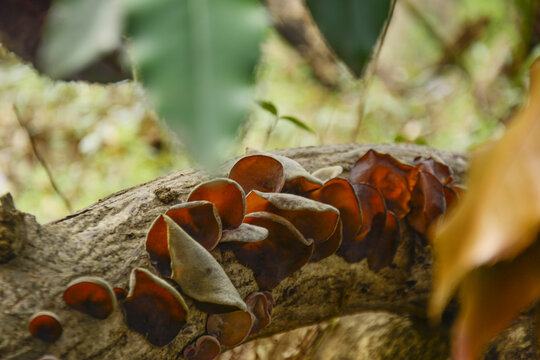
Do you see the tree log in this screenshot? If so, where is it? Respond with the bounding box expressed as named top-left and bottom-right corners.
top-left (0, 143), bottom-right (529, 360)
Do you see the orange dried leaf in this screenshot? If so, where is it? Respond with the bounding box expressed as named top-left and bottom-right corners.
top-left (452, 240), bottom-right (540, 360)
top-left (430, 60), bottom-right (540, 321)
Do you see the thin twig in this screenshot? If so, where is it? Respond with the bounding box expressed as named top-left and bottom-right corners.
top-left (350, 0), bottom-right (398, 142)
top-left (12, 105), bottom-right (73, 213)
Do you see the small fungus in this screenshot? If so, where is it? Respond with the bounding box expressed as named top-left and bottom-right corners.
top-left (309, 218), bottom-right (342, 262)
top-left (311, 165), bottom-right (343, 182)
top-left (165, 215), bottom-right (247, 312)
top-left (183, 335), bottom-right (221, 360)
top-left (407, 171), bottom-right (446, 235)
top-left (188, 178), bottom-right (246, 229)
top-left (263, 153), bottom-right (323, 194)
top-left (349, 150), bottom-right (418, 218)
top-left (113, 287), bottom-right (128, 302)
top-left (233, 211), bottom-right (314, 289)
top-left (229, 154), bottom-right (285, 193)
top-left (338, 183), bottom-right (387, 263)
top-left (245, 292), bottom-right (272, 334)
top-left (63, 276), bottom-right (116, 319)
top-left (28, 311), bottom-right (62, 342)
top-left (367, 211), bottom-right (400, 271)
top-left (146, 201), bottom-right (222, 276)
top-left (122, 268), bottom-right (188, 347)
top-left (308, 178), bottom-right (362, 243)
top-left (220, 223), bottom-right (269, 243)
top-left (38, 356), bottom-right (61, 360)
top-left (413, 156), bottom-right (452, 185)
top-left (206, 310), bottom-right (254, 347)
top-left (246, 190), bottom-right (340, 244)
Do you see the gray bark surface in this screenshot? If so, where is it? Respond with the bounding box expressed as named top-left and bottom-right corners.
top-left (0, 143), bottom-right (531, 360)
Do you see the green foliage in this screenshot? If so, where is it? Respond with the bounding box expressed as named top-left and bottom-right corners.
top-left (257, 100), bottom-right (315, 134)
top-left (305, 0), bottom-right (394, 75)
top-left (39, 0), bottom-right (267, 167)
top-left (39, 0), bottom-right (123, 78)
top-left (125, 0), bottom-right (267, 166)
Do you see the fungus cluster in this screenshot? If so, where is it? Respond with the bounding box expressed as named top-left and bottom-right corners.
top-left (27, 149), bottom-right (461, 359)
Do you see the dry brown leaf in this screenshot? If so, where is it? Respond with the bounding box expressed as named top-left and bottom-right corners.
top-left (430, 60), bottom-right (540, 320)
top-left (452, 239), bottom-right (540, 360)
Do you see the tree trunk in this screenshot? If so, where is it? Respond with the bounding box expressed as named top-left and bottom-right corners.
top-left (0, 143), bottom-right (535, 360)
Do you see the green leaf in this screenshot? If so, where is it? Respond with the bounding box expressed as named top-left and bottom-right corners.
top-left (125, 0), bottom-right (267, 166)
top-left (39, 0), bottom-right (123, 79)
top-left (279, 115), bottom-right (316, 134)
top-left (305, 0), bottom-right (393, 76)
top-left (257, 101), bottom-right (279, 116)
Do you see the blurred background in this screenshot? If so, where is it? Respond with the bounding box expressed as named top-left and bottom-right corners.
top-left (0, 0), bottom-right (537, 225)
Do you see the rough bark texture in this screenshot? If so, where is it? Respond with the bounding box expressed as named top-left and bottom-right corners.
top-left (0, 143), bottom-right (534, 360)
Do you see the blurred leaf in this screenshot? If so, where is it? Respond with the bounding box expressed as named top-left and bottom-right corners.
top-left (125, 0), bottom-right (266, 166)
top-left (305, 0), bottom-right (393, 76)
top-left (258, 100), bottom-right (279, 116)
top-left (430, 59), bottom-right (540, 354)
top-left (280, 115), bottom-right (315, 134)
top-left (39, 0), bottom-right (123, 79)
top-left (453, 239), bottom-right (540, 360)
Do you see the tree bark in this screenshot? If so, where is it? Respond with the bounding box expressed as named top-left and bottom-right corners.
top-left (0, 143), bottom-right (533, 360)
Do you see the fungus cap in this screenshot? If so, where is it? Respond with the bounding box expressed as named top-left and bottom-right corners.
top-left (122, 268), bottom-right (188, 347)
top-left (165, 215), bottom-right (247, 311)
top-left (63, 276), bottom-right (116, 319)
top-left (229, 154), bottom-right (285, 193)
top-left (245, 292), bottom-right (272, 334)
top-left (206, 310), bottom-right (254, 347)
top-left (183, 335), bottom-right (221, 360)
top-left (350, 150), bottom-right (418, 218)
top-left (233, 211), bottom-right (314, 289)
top-left (188, 178), bottom-right (246, 229)
top-left (28, 311), bottom-right (62, 342)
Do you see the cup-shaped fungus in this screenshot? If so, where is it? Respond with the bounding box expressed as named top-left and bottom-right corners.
top-left (146, 201), bottom-right (222, 277)
top-left (231, 211), bottom-right (314, 289)
top-left (164, 216), bottom-right (247, 312)
top-left (206, 310), bottom-right (254, 347)
top-left (267, 153), bottom-right (323, 194)
top-left (407, 171), bottom-right (446, 235)
top-left (309, 218), bottom-right (342, 262)
top-left (349, 150), bottom-right (418, 219)
top-left (338, 183), bottom-right (387, 263)
top-left (122, 268), bottom-right (188, 347)
top-left (28, 311), bottom-right (62, 342)
top-left (246, 191), bottom-right (340, 245)
top-left (221, 223), bottom-right (269, 243)
top-left (308, 178), bottom-right (362, 243)
top-left (183, 335), bottom-right (221, 360)
top-left (229, 154), bottom-right (286, 193)
top-left (366, 211), bottom-right (400, 271)
top-left (311, 165), bottom-right (343, 182)
top-left (188, 178), bottom-right (246, 230)
top-left (113, 287), bottom-right (128, 302)
top-left (245, 292), bottom-right (272, 335)
top-left (63, 276), bottom-right (116, 319)
top-left (413, 156), bottom-right (452, 185)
